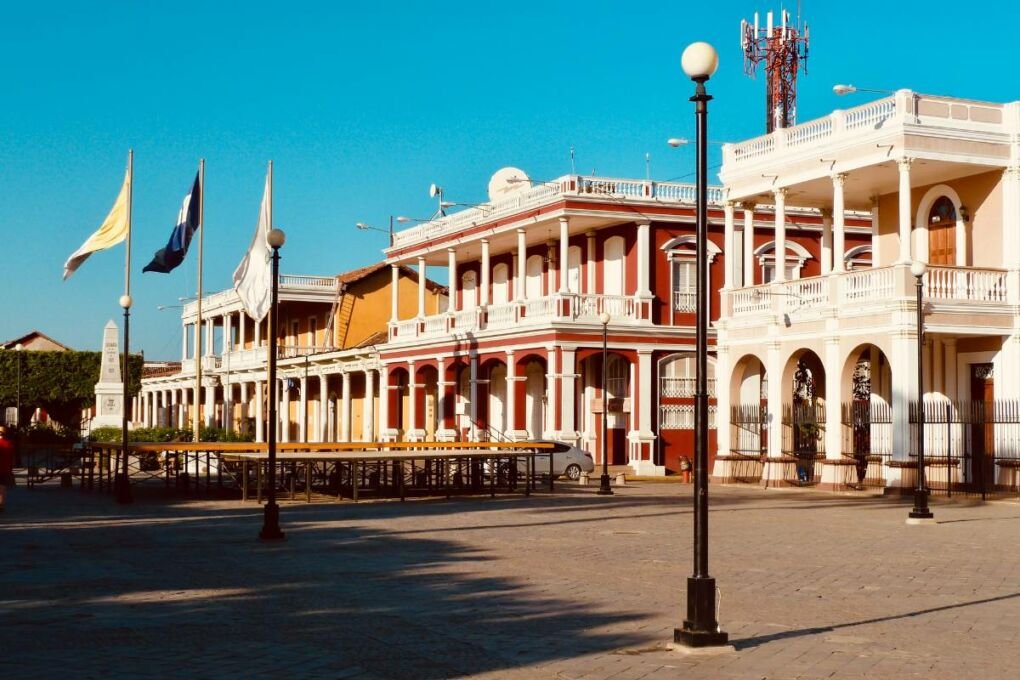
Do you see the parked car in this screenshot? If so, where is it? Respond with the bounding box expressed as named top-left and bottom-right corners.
top-left (533, 440), bottom-right (596, 480)
top-left (483, 441), bottom-right (595, 480)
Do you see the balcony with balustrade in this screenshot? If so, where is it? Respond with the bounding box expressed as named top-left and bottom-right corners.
top-left (723, 264), bottom-right (1016, 341)
top-left (388, 293), bottom-right (652, 342)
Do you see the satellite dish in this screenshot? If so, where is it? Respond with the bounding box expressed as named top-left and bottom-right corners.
top-left (487, 167), bottom-right (531, 202)
top-left (429, 183), bottom-right (441, 198)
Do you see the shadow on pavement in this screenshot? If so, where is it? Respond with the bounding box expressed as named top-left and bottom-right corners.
top-left (1, 487), bottom-right (651, 679)
top-left (731, 591), bottom-right (1020, 651)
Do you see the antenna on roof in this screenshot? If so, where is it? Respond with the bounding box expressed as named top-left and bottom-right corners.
top-left (570, 146), bottom-right (576, 175)
top-left (741, 4), bottom-right (810, 132)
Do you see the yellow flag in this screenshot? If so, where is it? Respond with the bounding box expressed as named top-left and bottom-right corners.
top-left (63, 167), bottom-right (131, 280)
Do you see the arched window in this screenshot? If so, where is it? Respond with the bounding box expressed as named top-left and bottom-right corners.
top-left (928, 196), bottom-right (957, 266)
top-left (526, 254), bottom-right (544, 299)
top-left (461, 271), bottom-right (477, 310)
top-left (660, 353), bottom-right (716, 397)
top-left (661, 236), bottom-right (721, 314)
top-left (603, 236), bottom-right (625, 296)
top-left (492, 263), bottom-right (509, 304)
top-left (755, 241), bottom-right (812, 282)
top-left (567, 245), bottom-right (582, 293)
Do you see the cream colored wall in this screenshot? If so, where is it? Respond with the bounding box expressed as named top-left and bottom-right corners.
top-left (341, 270), bottom-right (445, 349)
top-left (875, 169), bottom-right (1003, 266)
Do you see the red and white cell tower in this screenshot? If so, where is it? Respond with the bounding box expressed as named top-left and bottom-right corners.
top-left (741, 7), bottom-right (810, 133)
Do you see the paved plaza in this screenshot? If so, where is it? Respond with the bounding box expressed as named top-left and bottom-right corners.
top-left (2, 480), bottom-right (1019, 679)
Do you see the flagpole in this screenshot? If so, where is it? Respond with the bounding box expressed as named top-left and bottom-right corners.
top-left (117, 149), bottom-right (134, 504)
top-left (194, 160), bottom-right (205, 443)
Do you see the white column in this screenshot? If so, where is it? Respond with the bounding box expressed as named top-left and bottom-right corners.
top-left (742, 203), bottom-right (755, 287)
top-left (417, 257), bottom-right (426, 318)
top-left (505, 350), bottom-right (516, 437)
top-left (203, 384), bottom-right (215, 428)
top-left (205, 318), bottom-right (214, 356)
top-left (824, 337), bottom-right (842, 459)
top-left (298, 375), bottom-right (308, 442)
top-left (317, 375), bottom-right (328, 442)
top-left (447, 248), bottom-right (458, 313)
top-left (223, 313), bottom-right (232, 353)
top-left (516, 228), bottom-right (527, 299)
top-left (314, 375), bottom-right (326, 444)
top-left (558, 217), bottom-right (570, 293)
top-left (560, 349), bottom-right (576, 438)
top-left (870, 195), bottom-right (881, 267)
top-left (181, 324), bottom-right (188, 361)
top-left (407, 361), bottom-right (417, 435)
top-left (545, 349), bottom-right (558, 437)
top-left (254, 380), bottom-right (264, 443)
top-left (714, 347), bottom-right (731, 462)
top-left (379, 366), bottom-right (390, 438)
top-left (240, 382), bottom-right (249, 435)
top-left (341, 372), bottom-right (352, 441)
top-left (765, 342), bottom-right (784, 478)
top-left (363, 369), bottom-right (375, 441)
top-left (636, 349), bottom-right (653, 435)
top-left (722, 205), bottom-right (735, 289)
top-left (469, 356), bottom-right (479, 441)
top-left (773, 189), bottom-right (787, 282)
top-left (820, 208), bottom-right (833, 275)
top-left (254, 316), bottom-right (262, 347)
top-left (586, 231), bottom-right (596, 293)
top-left (281, 378), bottom-right (290, 443)
top-left (898, 158), bottom-right (913, 263)
top-left (480, 240), bottom-right (491, 306)
top-left (637, 220), bottom-right (652, 296)
top-left (238, 314), bottom-right (246, 350)
top-left (391, 264), bottom-right (400, 322)
top-left (832, 173), bottom-right (847, 273)
top-left (890, 331), bottom-right (916, 461)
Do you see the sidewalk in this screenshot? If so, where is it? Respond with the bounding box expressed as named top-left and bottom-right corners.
top-left (2, 480), bottom-right (1018, 679)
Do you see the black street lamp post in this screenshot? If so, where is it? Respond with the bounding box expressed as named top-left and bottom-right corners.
top-left (15, 343), bottom-right (22, 430)
top-left (597, 311), bottom-right (613, 495)
top-left (908, 260), bottom-right (934, 522)
top-left (260, 228), bottom-right (287, 541)
top-left (674, 41), bottom-right (728, 649)
top-left (116, 295), bottom-right (133, 504)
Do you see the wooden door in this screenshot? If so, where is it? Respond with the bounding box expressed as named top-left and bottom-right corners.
top-left (969, 364), bottom-right (994, 490)
top-left (928, 197), bottom-right (957, 266)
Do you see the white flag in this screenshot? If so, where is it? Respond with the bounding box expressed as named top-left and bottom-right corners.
top-left (232, 171), bottom-right (272, 321)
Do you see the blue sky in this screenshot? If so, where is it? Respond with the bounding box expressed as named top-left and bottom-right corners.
top-left (1, 1), bottom-right (1013, 359)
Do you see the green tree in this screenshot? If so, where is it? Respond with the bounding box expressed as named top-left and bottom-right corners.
top-left (0, 350), bottom-right (143, 432)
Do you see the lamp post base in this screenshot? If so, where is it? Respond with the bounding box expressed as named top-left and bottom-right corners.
top-left (114, 472), bottom-right (133, 505)
top-left (908, 488), bottom-right (933, 521)
top-left (259, 502), bottom-right (286, 541)
top-left (597, 474), bottom-right (614, 495)
top-left (674, 577), bottom-right (728, 648)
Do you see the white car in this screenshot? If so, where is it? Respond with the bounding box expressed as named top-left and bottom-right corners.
top-left (484, 441), bottom-right (595, 480)
top-left (533, 440), bottom-right (596, 480)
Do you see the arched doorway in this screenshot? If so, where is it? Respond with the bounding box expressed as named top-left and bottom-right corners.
top-left (841, 344), bottom-right (893, 488)
top-left (521, 358), bottom-right (547, 438)
top-left (928, 196), bottom-right (957, 266)
top-left (781, 350), bottom-right (825, 483)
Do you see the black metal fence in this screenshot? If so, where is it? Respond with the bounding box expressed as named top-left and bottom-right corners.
top-left (909, 399), bottom-right (1020, 499)
top-left (841, 402), bottom-right (893, 488)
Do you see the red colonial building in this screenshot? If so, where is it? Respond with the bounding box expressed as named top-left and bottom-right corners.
top-left (374, 170), bottom-right (870, 474)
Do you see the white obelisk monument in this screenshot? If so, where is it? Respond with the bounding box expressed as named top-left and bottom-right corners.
top-left (93, 320), bottom-right (127, 428)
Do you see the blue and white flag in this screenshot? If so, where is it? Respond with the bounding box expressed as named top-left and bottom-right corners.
top-left (143, 172), bottom-right (201, 274)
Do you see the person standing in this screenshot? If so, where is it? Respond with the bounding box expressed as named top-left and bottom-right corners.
top-left (0, 426), bottom-right (15, 511)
